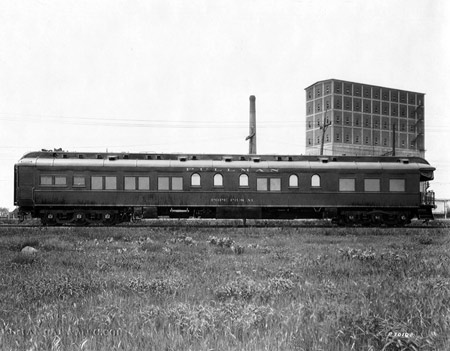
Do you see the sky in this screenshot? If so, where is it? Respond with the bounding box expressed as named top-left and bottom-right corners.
top-left (0, 0), bottom-right (449, 210)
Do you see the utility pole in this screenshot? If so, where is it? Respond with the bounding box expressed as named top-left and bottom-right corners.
top-left (320, 109), bottom-right (331, 155)
top-left (392, 123), bottom-right (396, 156)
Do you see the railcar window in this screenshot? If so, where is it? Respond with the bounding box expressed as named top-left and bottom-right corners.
top-left (172, 177), bottom-right (183, 190)
top-left (364, 179), bottom-right (380, 192)
top-left (289, 175), bottom-right (299, 187)
top-left (214, 174), bottom-right (223, 187)
top-left (40, 176), bottom-right (53, 186)
top-left (158, 177), bottom-right (170, 190)
top-left (54, 176), bottom-right (67, 186)
top-left (105, 177), bottom-right (117, 190)
top-left (311, 174), bottom-right (321, 187)
top-left (191, 173), bottom-right (201, 187)
top-left (339, 178), bottom-right (356, 192)
top-left (257, 178), bottom-right (268, 191)
top-left (270, 178), bottom-right (281, 191)
top-left (91, 176), bottom-right (103, 190)
top-left (73, 176), bottom-right (85, 187)
top-left (125, 177), bottom-right (136, 190)
top-left (239, 174), bottom-right (249, 187)
top-left (138, 177), bottom-right (150, 190)
top-left (389, 179), bottom-right (405, 192)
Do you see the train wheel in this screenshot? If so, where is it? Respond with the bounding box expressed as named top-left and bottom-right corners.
top-left (102, 213), bottom-right (117, 226)
top-left (41, 212), bottom-right (57, 226)
top-left (370, 213), bottom-right (384, 226)
top-left (73, 212), bottom-right (87, 226)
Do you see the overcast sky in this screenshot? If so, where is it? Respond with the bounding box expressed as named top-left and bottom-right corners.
top-left (1, 0), bottom-right (449, 209)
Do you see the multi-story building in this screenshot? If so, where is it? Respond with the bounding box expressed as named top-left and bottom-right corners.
top-left (305, 79), bottom-right (425, 157)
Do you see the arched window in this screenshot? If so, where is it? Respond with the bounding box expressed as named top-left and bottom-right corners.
top-left (214, 174), bottom-right (223, 187)
top-left (239, 174), bottom-right (249, 187)
top-left (289, 175), bottom-right (299, 187)
top-left (191, 173), bottom-right (201, 186)
top-left (311, 174), bottom-right (321, 187)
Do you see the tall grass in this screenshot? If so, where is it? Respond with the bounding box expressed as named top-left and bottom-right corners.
top-left (0, 225), bottom-right (449, 350)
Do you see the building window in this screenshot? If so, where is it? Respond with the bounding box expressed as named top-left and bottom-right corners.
top-left (191, 173), bottom-right (201, 186)
top-left (239, 174), bottom-right (249, 187)
top-left (311, 174), bottom-right (321, 187)
top-left (365, 136), bottom-right (369, 144)
top-left (336, 133), bottom-right (340, 141)
top-left (390, 179), bottom-right (405, 192)
top-left (374, 137), bottom-right (379, 145)
top-left (383, 138), bottom-right (388, 146)
top-left (214, 174), bottom-right (223, 187)
top-left (364, 179), bottom-right (380, 192)
top-left (355, 135), bottom-right (359, 143)
top-left (289, 175), bottom-right (299, 187)
top-left (339, 178), bottom-right (355, 192)
top-left (345, 134), bottom-right (350, 143)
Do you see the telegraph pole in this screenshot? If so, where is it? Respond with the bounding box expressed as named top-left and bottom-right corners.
top-left (392, 123), bottom-right (396, 156)
top-left (320, 109), bottom-right (331, 155)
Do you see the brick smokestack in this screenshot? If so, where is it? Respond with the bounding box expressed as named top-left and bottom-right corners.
top-left (247, 95), bottom-right (257, 154)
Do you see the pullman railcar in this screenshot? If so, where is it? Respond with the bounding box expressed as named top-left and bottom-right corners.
top-left (14, 151), bottom-right (436, 226)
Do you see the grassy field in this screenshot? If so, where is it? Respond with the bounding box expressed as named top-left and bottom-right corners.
top-left (1, 223), bottom-right (449, 351)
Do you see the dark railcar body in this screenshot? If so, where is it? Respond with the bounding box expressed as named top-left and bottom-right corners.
top-left (14, 151), bottom-right (436, 226)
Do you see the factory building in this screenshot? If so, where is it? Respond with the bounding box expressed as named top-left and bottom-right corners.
top-left (305, 79), bottom-right (425, 157)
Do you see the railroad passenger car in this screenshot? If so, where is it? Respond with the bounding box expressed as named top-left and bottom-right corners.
top-left (14, 151), bottom-right (436, 226)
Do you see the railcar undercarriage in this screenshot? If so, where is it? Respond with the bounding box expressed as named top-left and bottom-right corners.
top-left (21, 205), bottom-right (434, 227)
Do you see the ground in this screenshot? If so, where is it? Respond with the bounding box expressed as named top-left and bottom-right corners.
top-left (0, 222), bottom-right (449, 351)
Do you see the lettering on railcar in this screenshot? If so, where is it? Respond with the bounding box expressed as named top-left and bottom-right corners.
top-left (186, 168), bottom-right (279, 173)
top-left (210, 197), bottom-right (254, 203)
